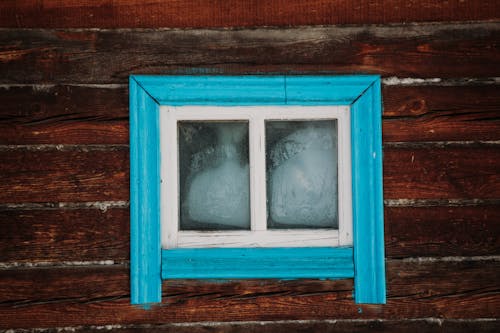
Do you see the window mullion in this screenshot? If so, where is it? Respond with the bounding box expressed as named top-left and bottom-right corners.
top-left (250, 112), bottom-right (267, 232)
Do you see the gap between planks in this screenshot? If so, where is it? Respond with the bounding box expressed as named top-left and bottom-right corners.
top-left (0, 78), bottom-right (499, 90)
top-left (1, 318), bottom-right (498, 332)
top-left (1, 140), bottom-right (499, 152)
top-left (1, 256), bottom-right (499, 270)
top-left (0, 199), bottom-right (498, 212)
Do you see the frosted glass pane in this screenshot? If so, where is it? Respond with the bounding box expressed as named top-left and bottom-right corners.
top-left (178, 121), bottom-right (250, 230)
top-left (266, 120), bottom-right (338, 229)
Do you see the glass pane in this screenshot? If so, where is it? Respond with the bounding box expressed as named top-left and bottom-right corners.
top-left (266, 120), bottom-right (338, 229)
top-left (178, 121), bottom-right (250, 230)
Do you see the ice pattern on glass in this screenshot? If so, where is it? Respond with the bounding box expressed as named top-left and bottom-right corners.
top-left (266, 120), bottom-right (338, 229)
top-left (178, 121), bottom-right (250, 230)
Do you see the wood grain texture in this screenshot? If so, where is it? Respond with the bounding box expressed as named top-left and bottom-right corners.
top-left (0, 208), bottom-right (129, 263)
top-left (1, 204), bottom-right (497, 264)
top-left (0, 260), bottom-right (498, 327)
top-left (383, 145), bottom-right (500, 199)
top-left (1, 85), bottom-right (499, 145)
top-left (1, 1), bottom-right (498, 28)
top-left (0, 148), bottom-right (129, 203)
top-left (1, 23), bottom-right (499, 84)
top-left (0, 85), bottom-right (129, 144)
top-left (382, 85), bottom-right (500, 142)
top-left (3, 320), bottom-right (497, 333)
top-left (385, 205), bottom-right (500, 258)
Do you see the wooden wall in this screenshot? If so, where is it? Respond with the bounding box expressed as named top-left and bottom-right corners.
top-left (0, 1), bottom-right (499, 332)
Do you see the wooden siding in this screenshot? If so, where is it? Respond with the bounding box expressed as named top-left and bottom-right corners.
top-left (1, 24), bottom-right (499, 83)
top-left (0, 1), bottom-right (499, 332)
top-left (0, 1), bottom-right (498, 28)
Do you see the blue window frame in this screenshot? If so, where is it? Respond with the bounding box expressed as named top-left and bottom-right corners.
top-left (130, 75), bottom-right (385, 307)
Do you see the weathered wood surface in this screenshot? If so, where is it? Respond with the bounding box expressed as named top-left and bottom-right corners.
top-left (1, 1), bottom-right (498, 28)
top-left (382, 85), bottom-right (500, 142)
top-left (1, 205), bottom-right (497, 264)
top-left (0, 147), bottom-right (129, 203)
top-left (1, 23), bottom-right (499, 84)
top-left (383, 145), bottom-right (500, 199)
top-left (0, 85), bottom-right (129, 145)
top-left (385, 205), bottom-right (500, 258)
top-left (6, 320), bottom-right (497, 333)
top-left (1, 85), bottom-right (499, 144)
top-left (0, 208), bottom-right (129, 263)
top-left (0, 146), bottom-right (497, 203)
top-left (0, 260), bottom-right (498, 327)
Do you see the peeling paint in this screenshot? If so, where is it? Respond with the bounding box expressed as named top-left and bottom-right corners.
top-left (400, 256), bottom-right (500, 263)
top-left (0, 84), bottom-right (126, 90)
top-left (0, 144), bottom-right (128, 152)
top-left (0, 260), bottom-right (126, 269)
top-left (0, 201), bottom-right (129, 211)
top-left (382, 77), bottom-right (500, 86)
top-left (2, 319), bottom-right (498, 332)
top-left (382, 77), bottom-right (442, 85)
top-left (384, 140), bottom-right (500, 148)
top-left (384, 198), bottom-right (500, 207)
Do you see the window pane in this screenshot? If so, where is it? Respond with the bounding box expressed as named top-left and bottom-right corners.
top-left (266, 120), bottom-right (338, 229)
top-left (178, 121), bottom-right (250, 230)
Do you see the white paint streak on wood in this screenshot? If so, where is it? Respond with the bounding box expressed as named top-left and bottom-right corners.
top-left (383, 141), bottom-right (500, 148)
top-left (0, 201), bottom-right (129, 211)
top-left (382, 77), bottom-right (500, 86)
top-left (0, 144), bottom-right (128, 152)
top-left (400, 256), bottom-right (500, 263)
top-left (382, 77), bottom-right (442, 85)
top-left (0, 84), bottom-right (127, 90)
top-left (3, 318), bottom-right (498, 332)
top-left (384, 198), bottom-right (500, 207)
top-left (0, 260), bottom-right (125, 269)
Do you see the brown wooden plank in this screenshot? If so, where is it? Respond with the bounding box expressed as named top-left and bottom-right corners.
top-left (1, 23), bottom-right (499, 84)
top-left (1, 1), bottom-right (498, 28)
top-left (382, 85), bottom-right (500, 142)
top-left (0, 85), bottom-right (129, 145)
top-left (383, 145), bottom-right (500, 199)
top-left (385, 205), bottom-right (500, 258)
top-left (0, 145), bottom-right (498, 203)
top-left (0, 265), bottom-right (129, 304)
top-left (2, 85), bottom-right (500, 144)
top-left (1, 204), bottom-right (498, 264)
top-left (0, 148), bottom-right (129, 203)
top-left (0, 260), bottom-right (498, 327)
top-left (11, 320), bottom-right (497, 333)
top-left (0, 208), bottom-right (129, 263)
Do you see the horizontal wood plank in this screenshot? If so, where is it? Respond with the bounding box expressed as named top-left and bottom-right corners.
top-left (1, 1), bottom-right (498, 28)
top-left (0, 23), bottom-right (499, 84)
top-left (385, 205), bottom-right (500, 258)
top-left (0, 208), bottom-right (129, 263)
top-left (0, 146), bottom-right (498, 203)
top-left (1, 85), bottom-right (499, 144)
top-left (0, 260), bottom-right (498, 327)
top-left (1, 204), bottom-right (498, 264)
top-left (383, 145), bottom-right (500, 199)
top-left (4, 320), bottom-right (497, 333)
top-left (0, 85), bottom-right (129, 144)
top-left (382, 85), bottom-right (500, 142)
top-left (0, 148), bottom-right (129, 203)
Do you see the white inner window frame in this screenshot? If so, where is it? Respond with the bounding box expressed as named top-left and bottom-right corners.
top-left (160, 106), bottom-right (353, 249)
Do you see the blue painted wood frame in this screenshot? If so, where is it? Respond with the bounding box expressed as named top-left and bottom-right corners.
top-left (130, 75), bottom-right (385, 306)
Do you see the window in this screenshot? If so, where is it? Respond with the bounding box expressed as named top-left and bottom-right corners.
top-left (161, 106), bottom-right (352, 249)
top-left (130, 75), bottom-right (385, 307)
